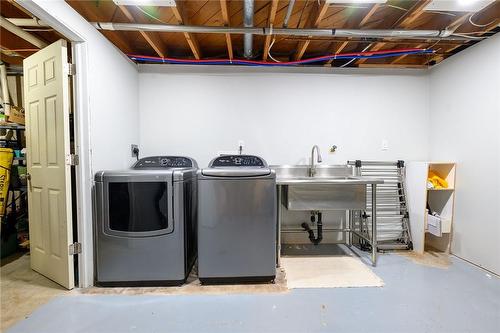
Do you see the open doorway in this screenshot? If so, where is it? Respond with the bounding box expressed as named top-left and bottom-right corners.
top-left (1, 2), bottom-right (80, 330)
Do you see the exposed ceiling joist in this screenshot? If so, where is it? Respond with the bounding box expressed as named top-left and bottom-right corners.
top-left (390, 43), bottom-right (427, 64)
top-left (262, 0), bottom-right (279, 61)
top-left (0, 15), bottom-right (48, 49)
top-left (62, 0), bottom-right (500, 69)
top-left (293, 0), bottom-right (329, 61)
top-left (357, 0), bottom-right (432, 66)
top-left (219, 0), bottom-right (233, 59)
top-left (426, 1), bottom-right (500, 66)
top-left (117, 5), bottom-right (168, 58)
top-left (359, 63), bottom-right (425, 69)
top-left (171, 2), bottom-right (201, 59)
top-left (326, 3), bottom-right (381, 65)
top-left (396, 0), bottom-right (432, 28)
top-left (359, 3), bottom-right (382, 27)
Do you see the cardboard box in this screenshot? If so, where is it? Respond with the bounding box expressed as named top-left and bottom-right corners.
top-left (8, 106), bottom-right (25, 125)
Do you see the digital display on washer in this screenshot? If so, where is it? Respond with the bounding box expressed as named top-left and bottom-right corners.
top-left (134, 156), bottom-right (193, 169)
top-left (211, 155), bottom-right (265, 167)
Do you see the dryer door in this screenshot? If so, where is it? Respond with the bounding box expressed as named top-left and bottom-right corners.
top-left (101, 174), bottom-right (174, 237)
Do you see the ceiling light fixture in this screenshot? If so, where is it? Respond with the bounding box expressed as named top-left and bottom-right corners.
top-left (424, 0), bottom-right (495, 12)
top-left (112, 0), bottom-right (176, 7)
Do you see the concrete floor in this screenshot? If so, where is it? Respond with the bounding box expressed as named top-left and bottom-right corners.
top-left (1, 253), bottom-right (67, 331)
top-left (4, 250), bottom-right (500, 333)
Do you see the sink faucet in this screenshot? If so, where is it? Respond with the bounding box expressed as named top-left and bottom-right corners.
top-left (310, 145), bottom-right (323, 177)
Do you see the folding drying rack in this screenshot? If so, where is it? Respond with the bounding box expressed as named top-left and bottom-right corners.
top-left (347, 160), bottom-right (412, 251)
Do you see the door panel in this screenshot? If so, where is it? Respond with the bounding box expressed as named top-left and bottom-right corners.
top-left (24, 39), bottom-right (74, 289)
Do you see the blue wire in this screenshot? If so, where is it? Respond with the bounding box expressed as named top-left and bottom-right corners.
top-left (130, 50), bottom-right (433, 67)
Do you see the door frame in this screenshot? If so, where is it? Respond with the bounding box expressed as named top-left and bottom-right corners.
top-left (20, 1), bottom-right (93, 287)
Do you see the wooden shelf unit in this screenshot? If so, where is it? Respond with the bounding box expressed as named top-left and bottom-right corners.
top-left (407, 162), bottom-right (456, 254)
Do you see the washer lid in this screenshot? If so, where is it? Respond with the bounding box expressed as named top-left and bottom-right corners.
top-left (201, 167), bottom-right (271, 177)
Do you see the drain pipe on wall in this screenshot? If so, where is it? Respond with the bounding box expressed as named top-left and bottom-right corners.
top-left (243, 0), bottom-right (254, 59)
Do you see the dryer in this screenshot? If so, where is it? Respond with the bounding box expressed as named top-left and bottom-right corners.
top-left (94, 156), bottom-right (197, 286)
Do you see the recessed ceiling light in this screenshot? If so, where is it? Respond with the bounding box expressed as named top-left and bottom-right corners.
top-left (424, 0), bottom-right (495, 12)
top-left (325, 0), bottom-right (387, 3)
top-left (112, 0), bottom-right (176, 7)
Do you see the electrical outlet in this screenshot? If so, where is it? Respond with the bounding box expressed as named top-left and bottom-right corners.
top-left (131, 144), bottom-right (139, 158)
top-left (381, 140), bottom-right (389, 151)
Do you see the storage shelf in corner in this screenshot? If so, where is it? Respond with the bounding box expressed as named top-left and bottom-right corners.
top-left (427, 188), bottom-right (454, 191)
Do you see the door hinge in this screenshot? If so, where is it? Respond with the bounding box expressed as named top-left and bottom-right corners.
top-left (66, 154), bottom-right (79, 166)
top-left (69, 242), bottom-right (82, 255)
top-left (65, 63), bottom-right (76, 76)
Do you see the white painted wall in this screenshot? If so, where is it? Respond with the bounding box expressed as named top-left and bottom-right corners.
top-left (429, 34), bottom-right (500, 275)
top-left (138, 66), bottom-right (430, 167)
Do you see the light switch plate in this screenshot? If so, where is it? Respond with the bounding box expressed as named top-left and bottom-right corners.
top-left (381, 140), bottom-right (389, 151)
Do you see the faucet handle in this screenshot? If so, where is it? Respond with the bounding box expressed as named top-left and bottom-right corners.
top-left (329, 145), bottom-right (338, 153)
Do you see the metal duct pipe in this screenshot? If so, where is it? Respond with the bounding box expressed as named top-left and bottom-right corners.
top-left (6, 17), bottom-right (49, 27)
top-left (92, 22), bottom-right (472, 40)
top-left (243, 0), bottom-right (254, 59)
top-left (0, 16), bottom-right (48, 48)
top-left (283, 0), bottom-right (296, 28)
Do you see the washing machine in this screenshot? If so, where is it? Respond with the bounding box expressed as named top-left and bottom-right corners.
top-left (197, 155), bottom-right (276, 284)
top-left (94, 156), bottom-right (197, 286)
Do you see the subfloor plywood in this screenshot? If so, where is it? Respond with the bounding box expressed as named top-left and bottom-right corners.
top-left (78, 266), bottom-right (288, 296)
top-left (281, 256), bottom-right (384, 289)
top-left (397, 250), bottom-right (451, 269)
top-left (1, 253), bottom-right (67, 331)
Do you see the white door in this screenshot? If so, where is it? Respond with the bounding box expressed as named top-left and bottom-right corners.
top-left (23, 39), bottom-right (74, 289)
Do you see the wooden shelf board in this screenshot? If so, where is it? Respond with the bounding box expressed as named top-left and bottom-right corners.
top-left (428, 188), bottom-right (454, 191)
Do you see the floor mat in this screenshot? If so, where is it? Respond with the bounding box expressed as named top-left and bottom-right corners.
top-left (281, 255), bottom-right (384, 289)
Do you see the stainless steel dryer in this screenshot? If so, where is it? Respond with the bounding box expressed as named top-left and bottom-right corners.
top-left (197, 155), bottom-right (276, 284)
top-left (94, 156), bottom-right (197, 286)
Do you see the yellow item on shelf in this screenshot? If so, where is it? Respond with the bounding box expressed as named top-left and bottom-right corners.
top-left (428, 170), bottom-right (448, 189)
top-left (0, 148), bottom-right (14, 216)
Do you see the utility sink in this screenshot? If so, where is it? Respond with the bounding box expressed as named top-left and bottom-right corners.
top-left (271, 165), bottom-right (384, 211)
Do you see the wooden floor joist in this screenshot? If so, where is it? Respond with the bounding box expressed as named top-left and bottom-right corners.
top-left (219, 0), bottom-right (233, 60)
top-left (172, 2), bottom-right (201, 59)
top-left (325, 3), bottom-right (381, 65)
top-left (117, 5), bottom-right (168, 58)
top-left (293, 0), bottom-right (329, 61)
top-left (356, 0), bottom-right (432, 66)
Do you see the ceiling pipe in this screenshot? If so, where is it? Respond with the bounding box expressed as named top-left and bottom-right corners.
top-left (283, 0), bottom-right (296, 28)
top-left (5, 17), bottom-right (49, 27)
top-left (0, 16), bottom-right (48, 49)
top-left (92, 22), bottom-right (474, 40)
top-left (243, 0), bottom-right (254, 59)
top-left (0, 63), bottom-right (11, 116)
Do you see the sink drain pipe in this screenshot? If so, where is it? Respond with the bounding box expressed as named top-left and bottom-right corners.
top-left (302, 212), bottom-right (323, 245)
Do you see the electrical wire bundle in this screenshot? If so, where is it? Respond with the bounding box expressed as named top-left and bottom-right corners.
top-left (128, 48), bottom-right (434, 67)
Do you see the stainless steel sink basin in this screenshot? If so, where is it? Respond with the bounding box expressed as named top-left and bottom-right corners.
top-left (271, 165), bottom-right (384, 185)
top-left (272, 165), bottom-right (351, 179)
top-left (271, 165), bottom-right (384, 211)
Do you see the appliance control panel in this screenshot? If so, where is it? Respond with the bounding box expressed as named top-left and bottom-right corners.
top-left (133, 156), bottom-right (193, 169)
top-left (211, 155), bottom-right (266, 167)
